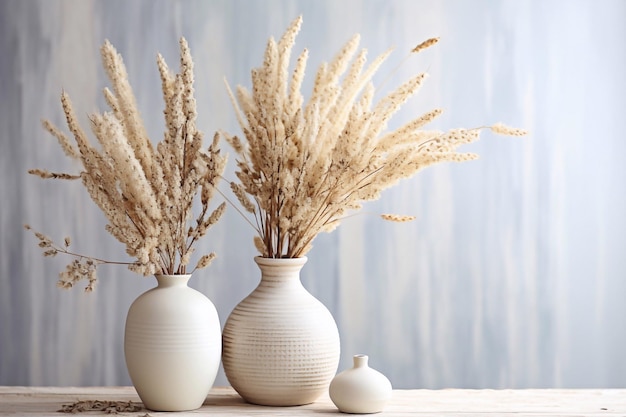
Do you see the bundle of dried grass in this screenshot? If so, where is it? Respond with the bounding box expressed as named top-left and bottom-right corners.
top-left (223, 16), bottom-right (526, 258)
top-left (27, 38), bottom-right (227, 291)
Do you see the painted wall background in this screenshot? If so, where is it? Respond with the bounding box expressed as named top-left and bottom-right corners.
top-left (1, 0), bottom-right (625, 389)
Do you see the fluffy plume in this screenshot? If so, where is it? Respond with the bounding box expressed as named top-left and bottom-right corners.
top-left (28, 38), bottom-right (226, 289)
top-left (225, 16), bottom-right (526, 258)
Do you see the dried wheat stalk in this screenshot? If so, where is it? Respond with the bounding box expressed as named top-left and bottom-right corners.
top-left (224, 16), bottom-right (526, 258)
top-left (27, 38), bottom-right (227, 291)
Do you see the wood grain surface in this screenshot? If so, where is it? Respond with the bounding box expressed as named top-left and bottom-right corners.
top-left (1, 386), bottom-right (625, 416)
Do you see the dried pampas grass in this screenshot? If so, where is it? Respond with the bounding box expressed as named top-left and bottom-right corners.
top-left (27, 38), bottom-right (226, 291)
top-left (224, 16), bottom-right (526, 258)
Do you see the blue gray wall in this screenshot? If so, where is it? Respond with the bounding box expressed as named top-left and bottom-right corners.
top-left (1, 0), bottom-right (625, 389)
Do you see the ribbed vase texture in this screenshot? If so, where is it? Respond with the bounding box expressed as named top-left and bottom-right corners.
top-left (124, 274), bottom-right (221, 411)
top-left (222, 256), bottom-right (340, 406)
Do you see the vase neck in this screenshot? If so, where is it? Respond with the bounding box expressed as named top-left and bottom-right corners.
top-left (155, 274), bottom-right (191, 288)
top-left (254, 256), bottom-right (307, 282)
top-left (353, 354), bottom-right (369, 368)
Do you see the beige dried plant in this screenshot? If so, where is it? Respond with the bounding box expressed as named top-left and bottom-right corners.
top-left (223, 16), bottom-right (526, 258)
top-left (27, 38), bottom-right (227, 291)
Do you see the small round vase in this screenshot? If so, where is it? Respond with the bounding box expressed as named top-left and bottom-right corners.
top-left (124, 274), bottom-right (221, 411)
top-left (222, 256), bottom-right (340, 406)
top-left (329, 355), bottom-right (392, 414)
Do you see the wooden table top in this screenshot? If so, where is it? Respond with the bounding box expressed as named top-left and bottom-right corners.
top-left (0, 386), bottom-right (625, 416)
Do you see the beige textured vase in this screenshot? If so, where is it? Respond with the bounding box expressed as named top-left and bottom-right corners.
top-left (222, 256), bottom-right (340, 406)
top-left (124, 274), bottom-right (221, 411)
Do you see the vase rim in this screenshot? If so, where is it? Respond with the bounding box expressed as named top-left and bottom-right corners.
top-left (154, 274), bottom-right (192, 287)
top-left (353, 354), bottom-right (369, 367)
top-left (254, 256), bottom-right (308, 266)
top-left (154, 273), bottom-right (192, 278)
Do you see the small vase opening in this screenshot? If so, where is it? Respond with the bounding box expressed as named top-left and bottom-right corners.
top-left (353, 354), bottom-right (368, 368)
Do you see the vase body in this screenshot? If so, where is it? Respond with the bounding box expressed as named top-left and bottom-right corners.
top-left (222, 256), bottom-right (340, 406)
top-left (124, 274), bottom-right (221, 411)
top-left (329, 354), bottom-right (392, 414)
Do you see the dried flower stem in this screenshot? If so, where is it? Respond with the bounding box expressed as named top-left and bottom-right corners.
top-left (225, 16), bottom-right (526, 258)
top-left (29, 38), bottom-right (226, 289)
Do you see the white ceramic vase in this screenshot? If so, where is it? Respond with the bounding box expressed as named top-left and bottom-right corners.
top-left (329, 355), bottom-right (392, 414)
top-left (124, 274), bottom-right (221, 411)
top-left (222, 256), bottom-right (340, 406)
